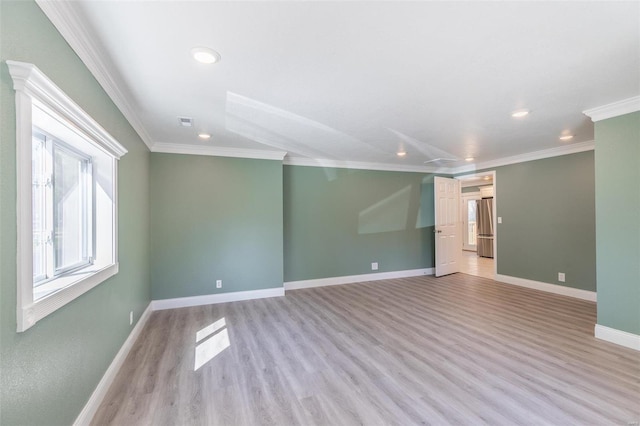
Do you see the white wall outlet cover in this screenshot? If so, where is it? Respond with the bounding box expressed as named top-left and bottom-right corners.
top-left (371, 262), bottom-right (379, 270)
top-left (498, 217), bottom-right (502, 224)
top-left (216, 280), bottom-right (222, 288)
top-left (129, 311), bottom-right (133, 325)
top-left (558, 273), bottom-right (566, 282)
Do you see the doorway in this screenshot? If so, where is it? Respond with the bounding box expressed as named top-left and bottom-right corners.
top-left (456, 172), bottom-right (496, 279)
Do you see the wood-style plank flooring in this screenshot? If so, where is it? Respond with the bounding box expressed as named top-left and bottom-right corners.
top-left (460, 250), bottom-right (495, 279)
top-left (92, 274), bottom-right (640, 425)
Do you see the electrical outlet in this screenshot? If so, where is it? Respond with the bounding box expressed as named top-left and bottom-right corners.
top-left (129, 311), bottom-right (133, 325)
top-left (216, 279), bottom-right (222, 289)
top-left (558, 272), bottom-right (565, 282)
top-left (371, 262), bottom-right (379, 271)
top-left (498, 217), bottom-right (502, 224)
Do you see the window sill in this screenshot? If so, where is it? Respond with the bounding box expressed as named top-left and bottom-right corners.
top-left (18, 263), bottom-right (118, 332)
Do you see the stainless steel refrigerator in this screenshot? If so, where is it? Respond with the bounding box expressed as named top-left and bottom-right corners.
top-left (476, 198), bottom-right (494, 258)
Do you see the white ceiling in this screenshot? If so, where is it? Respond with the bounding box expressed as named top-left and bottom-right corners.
top-left (39, 1), bottom-right (639, 172)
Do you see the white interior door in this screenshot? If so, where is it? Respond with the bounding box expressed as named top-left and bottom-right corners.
top-left (434, 176), bottom-right (461, 277)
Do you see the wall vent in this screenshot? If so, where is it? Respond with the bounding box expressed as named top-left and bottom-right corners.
top-left (178, 116), bottom-right (193, 127)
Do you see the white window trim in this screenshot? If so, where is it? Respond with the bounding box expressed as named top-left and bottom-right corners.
top-left (7, 60), bottom-right (127, 332)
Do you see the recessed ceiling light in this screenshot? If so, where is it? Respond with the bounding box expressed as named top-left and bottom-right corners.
top-left (465, 157), bottom-right (474, 162)
top-left (397, 151), bottom-right (407, 157)
top-left (559, 134), bottom-right (574, 141)
top-left (198, 133), bottom-right (211, 139)
top-left (191, 47), bottom-right (221, 64)
top-left (511, 109), bottom-right (530, 118)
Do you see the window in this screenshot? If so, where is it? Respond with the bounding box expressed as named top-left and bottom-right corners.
top-left (466, 199), bottom-right (477, 246)
top-left (461, 193), bottom-right (481, 251)
top-left (8, 60), bottom-right (127, 332)
top-left (32, 131), bottom-right (95, 300)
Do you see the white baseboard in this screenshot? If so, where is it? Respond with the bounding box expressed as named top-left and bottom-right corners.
top-left (495, 274), bottom-right (597, 302)
top-left (284, 268), bottom-right (434, 291)
top-left (151, 287), bottom-right (285, 311)
top-left (595, 324), bottom-right (640, 351)
top-left (74, 303), bottom-right (152, 426)
top-left (74, 287), bottom-right (285, 423)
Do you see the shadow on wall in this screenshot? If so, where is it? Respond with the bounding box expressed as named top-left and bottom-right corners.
top-left (359, 185), bottom-right (412, 234)
top-left (358, 175), bottom-right (435, 235)
top-left (283, 166), bottom-right (436, 281)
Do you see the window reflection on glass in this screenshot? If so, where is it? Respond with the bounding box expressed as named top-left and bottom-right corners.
top-left (54, 146), bottom-right (88, 271)
top-left (32, 131), bottom-right (93, 289)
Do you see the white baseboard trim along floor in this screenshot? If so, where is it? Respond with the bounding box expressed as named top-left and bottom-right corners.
top-left (495, 274), bottom-right (597, 302)
top-left (594, 324), bottom-right (640, 351)
top-left (284, 268), bottom-right (434, 290)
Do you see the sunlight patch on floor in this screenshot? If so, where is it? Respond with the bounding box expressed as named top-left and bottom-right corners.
top-left (196, 317), bottom-right (226, 342)
top-left (194, 318), bottom-right (230, 371)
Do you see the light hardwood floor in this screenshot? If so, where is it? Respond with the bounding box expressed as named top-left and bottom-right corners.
top-left (460, 250), bottom-right (495, 279)
top-left (92, 274), bottom-right (640, 425)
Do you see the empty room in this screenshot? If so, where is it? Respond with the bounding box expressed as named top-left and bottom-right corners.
top-left (1, 1), bottom-right (639, 425)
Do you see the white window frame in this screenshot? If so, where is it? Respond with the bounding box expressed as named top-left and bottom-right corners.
top-left (8, 60), bottom-right (127, 332)
top-left (33, 131), bottom-right (95, 283)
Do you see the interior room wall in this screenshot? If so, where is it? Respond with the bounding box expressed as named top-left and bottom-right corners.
top-left (594, 111), bottom-right (640, 335)
top-left (0, 2), bottom-right (151, 424)
top-left (283, 166), bottom-right (436, 282)
top-left (149, 153), bottom-right (284, 300)
top-left (459, 151), bottom-right (596, 292)
top-left (0, 3), bottom-right (614, 424)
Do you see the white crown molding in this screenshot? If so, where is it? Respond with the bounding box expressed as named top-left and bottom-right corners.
top-left (284, 141), bottom-right (594, 174)
top-left (7, 60), bottom-right (128, 159)
top-left (73, 303), bottom-right (153, 426)
top-left (594, 324), bottom-right (640, 351)
top-left (31, 0), bottom-right (605, 169)
top-left (151, 287), bottom-right (284, 311)
top-left (495, 274), bottom-right (597, 302)
top-left (583, 96), bottom-right (640, 122)
top-left (151, 142), bottom-right (287, 161)
top-left (153, 138), bottom-right (595, 173)
top-left (452, 140), bottom-right (595, 175)
top-left (284, 268), bottom-right (434, 291)
top-left (35, 0), bottom-right (154, 150)
top-left (31, 0), bottom-right (619, 168)
top-left (284, 156), bottom-right (447, 173)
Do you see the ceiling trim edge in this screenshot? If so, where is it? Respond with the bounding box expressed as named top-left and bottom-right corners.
top-left (35, 0), bottom-right (154, 150)
top-left (283, 157), bottom-right (447, 174)
top-left (452, 140), bottom-right (595, 175)
top-left (152, 139), bottom-right (595, 173)
top-left (583, 96), bottom-right (640, 122)
top-left (151, 142), bottom-right (287, 161)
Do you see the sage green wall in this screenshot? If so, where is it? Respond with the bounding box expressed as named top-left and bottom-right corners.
top-left (491, 151), bottom-right (596, 291)
top-left (0, 2), bottom-right (151, 425)
top-left (284, 166), bottom-right (435, 281)
top-left (150, 154), bottom-right (283, 299)
top-left (594, 112), bottom-right (640, 335)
